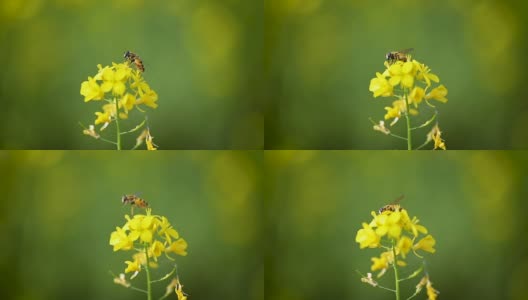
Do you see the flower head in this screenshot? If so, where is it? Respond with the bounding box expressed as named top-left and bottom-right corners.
top-left (409, 86), bottom-right (425, 107)
top-left (109, 226), bottom-right (134, 251)
top-left (386, 61), bottom-right (416, 88)
top-left (416, 63), bottom-right (440, 87)
top-left (413, 235), bottom-right (436, 253)
top-left (368, 56), bottom-right (448, 149)
top-left (80, 61), bottom-right (159, 146)
top-left (356, 222), bottom-right (380, 249)
top-left (369, 72), bottom-right (394, 97)
top-left (166, 238), bottom-right (189, 257)
top-left (100, 63), bottom-right (130, 96)
top-left (80, 77), bottom-right (104, 102)
top-left (356, 206), bottom-right (436, 274)
top-left (109, 207), bottom-right (187, 275)
top-left (356, 204), bottom-right (439, 297)
top-left (426, 85), bottom-right (448, 103)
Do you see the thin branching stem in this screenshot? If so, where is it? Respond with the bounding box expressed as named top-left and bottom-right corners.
top-left (415, 139), bottom-right (432, 150)
top-left (389, 133), bottom-right (408, 141)
top-left (391, 240), bottom-right (401, 300)
top-left (120, 119), bottom-right (146, 135)
top-left (410, 111), bottom-right (437, 131)
top-left (114, 97), bottom-right (122, 150)
top-left (403, 89), bottom-right (412, 150)
top-left (151, 265), bottom-right (177, 284)
top-left (144, 245), bottom-right (153, 300)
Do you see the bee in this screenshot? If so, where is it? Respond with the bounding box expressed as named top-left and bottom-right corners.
top-left (385, 48), bottom-right (414, 64)
top-left (378, 195), bottom-right (404, 214)
top-left (124, 51), bottom-right (145, 72)
top-left (121, 194), bottom-right (148, 215)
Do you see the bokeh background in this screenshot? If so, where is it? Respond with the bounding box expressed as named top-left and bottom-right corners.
top-left (266, 151), bottom-right (528, 300)
top-left (0, 151), bottom-right (263, 300)
top-left (0, 0), bottom-right (262, 149)
top-left (265, 0), bottom-right (528, 149)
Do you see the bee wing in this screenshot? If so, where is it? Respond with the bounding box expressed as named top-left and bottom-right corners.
top-left (399, 48), bottom-right (414, 54)
top-left (392, 194), bottom-right (405, 205)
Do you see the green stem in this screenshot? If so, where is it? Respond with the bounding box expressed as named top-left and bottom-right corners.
top-left (114, 98), bottom-right (122, 150)
top-left (403, 91), bottom-right (412, 150)
top-left (392, 240), bottom-right (400, 300)
top-left (144, 245), bottom-right (152, 300)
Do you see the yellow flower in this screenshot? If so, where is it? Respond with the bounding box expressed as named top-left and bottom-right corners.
top-left (401, 210), bottom-right (428, 237)
top-left (166, 238), bottom-right (188, 256)
top-left (109, 226), bottom-right (134, 251)
top-left (369, 72), bottom-right (394, 97)
top-left (370, 251), bottom-right (392, 271)
top-left (124, 256), bottom-right (142, 273)
top-left (110, 209), bottom-right (187, 279)
top-left (425, 85), bottom-right (448, 103)
top-left (149, 240), bottom-right (165, 261)
top-left (357, 207), bottom-right (438, 297)
top-left (137, 90), bottom-right (159, 109)
top-left (127, 212), bottom-right (157, 244)
top-left (100, 63), bottom-right (130, 96)
top-left (158, 216), bottom-right (180, 244)
top-left (413, 235), bottom-right (436, 253)
top-left (409, 86), bottom-right (425, 107)
top-left (416, 62), bottom-right (440, 87)
top-left (384, 99), bottom-right (418, 122)
top-left (130, 72), bottom-right (151, 95)
top-left (387, 61), bottom-right (415, 88)
top-left (95, 111), bottom-right (111, 125)
top-left (120, 93), bottom-right (136, 112)
top-left (94, 103), bottom-right (117, 125)
top-left (371, 210), bottom-right (402, 240)
top-left (355, 222), bottom-right (380, 249)
top-left (384, 102), bottom-right (402, 121)
top-left (397, 235), bottom-right (413, 258)
top-left (80, 76), bottom-right (104, 102)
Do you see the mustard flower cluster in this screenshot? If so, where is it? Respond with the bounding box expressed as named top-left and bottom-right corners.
top-left (80, 62), bottom-right (158, 149)
top-left (368, 57), bottom-right (448, 150)
top-left (355, 208), bottom-right (439, 299)
top-left (109, 208), bottom-right (188, 276)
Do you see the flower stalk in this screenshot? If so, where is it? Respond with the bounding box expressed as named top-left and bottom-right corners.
top-left (403, 90), bottom-right (412, 150)
top-left (391, 240), bottom-right (400, 300)
top-left (114, 98), bottom-right (122, 150)
top-left (144, 245), bottom-right (152, 300)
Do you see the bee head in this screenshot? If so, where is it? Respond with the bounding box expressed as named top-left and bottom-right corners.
top-left (385, 52), bottom-right (391, 61)
top-left (121, 195), bottom-right (127, 203)
top-left (124, 51), bottom-right (130, 59)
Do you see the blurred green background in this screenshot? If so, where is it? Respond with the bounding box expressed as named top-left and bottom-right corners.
top-left (0, 0), bottom-right (262, 149)
top-left (265, 0), bottom-right (528, 149)
top-left (0, 151), bottom-right (263, 300)
top-left (266, 151), bottom-right (528, 300)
